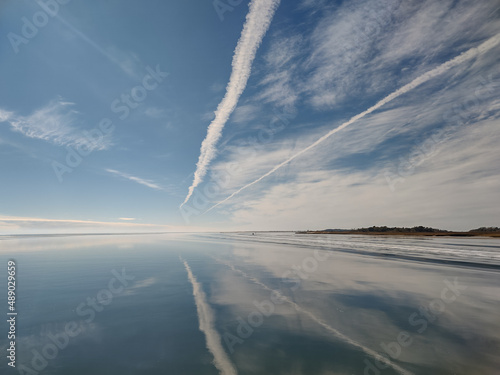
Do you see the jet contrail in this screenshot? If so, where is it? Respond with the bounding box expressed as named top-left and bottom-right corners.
top-left (181, 0), bottom-right (281, 207)
top-left (56, 16), bottom-right (141, 81)
top-left (182, 259), bottom-right (238, 375)
top-left (214, 258), bottom-right (413, 375)
top-left (205, 33), bottom-right (500, 212)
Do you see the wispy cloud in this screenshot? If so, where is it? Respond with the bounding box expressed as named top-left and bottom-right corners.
top-left (105, 169), bottom-right (164, 191)
top-left (181, 0), bottom-right (281, 207)
top-left (257, 0), bottom-right (500, 110)
top-left (255, 34), bottom-right (302, 107)
top-left (3, 99), bottom-right (111, 151)
top-left (0, 109), bottom-right (13, 122)
top-left (144, 107), bottom-right (166, 119)
top-left (230, 104), bottom-right (260, 124)
top-left (57, 15), bottom-right (145, 81)
top-left (206, 33), bottom-right (500, 212)
top-left (0, 215), bottom-right (166, 234)
top-left (183, 259), bottom-right (238, 375)
top-left (212, 77), bottom-right (500, 231)
top-left (0, 215), bottom-right (214, 235)
top-left (228, 117), bottom-right (500, 231)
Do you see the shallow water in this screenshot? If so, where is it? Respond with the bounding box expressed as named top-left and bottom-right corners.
top-left (1, 233), bottom-right (499, 374)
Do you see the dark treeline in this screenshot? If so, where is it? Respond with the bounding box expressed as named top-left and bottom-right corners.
top-left (297, 226), bottom-right (500, 235)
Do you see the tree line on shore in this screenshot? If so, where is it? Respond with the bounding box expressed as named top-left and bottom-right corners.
top-left (297, 226), bottom-right (500, 235)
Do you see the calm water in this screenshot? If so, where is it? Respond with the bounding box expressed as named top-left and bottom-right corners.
top-left (1, 233), bottom-right (499, 375)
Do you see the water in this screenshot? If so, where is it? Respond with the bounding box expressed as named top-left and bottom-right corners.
top-left (0, 233), bottom-right (499, 374)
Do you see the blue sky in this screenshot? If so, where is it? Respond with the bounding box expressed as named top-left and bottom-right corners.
top-left (0, 0), bottom-right (499, 233)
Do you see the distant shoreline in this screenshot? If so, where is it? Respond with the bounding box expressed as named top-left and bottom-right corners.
top-left (296, 231), bottom-right (500, 237)
top-left (295, 226), bottom-right (500, 237)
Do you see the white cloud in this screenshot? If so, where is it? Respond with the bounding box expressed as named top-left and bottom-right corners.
top-left (256, 69), bottom-right (298, 107)
top-left (181, 0), bottom-right (282, 207)
top-left (230, 104), bottom-right (260, 124)
top-left (255, 34), bottom-right (302, 107)
top-left (211, 143), bottom-right (299, 192)
top-left (374, 0), bottom-right (500, 67)
top-left (201, 111), bottom-right (216, 122)
top-left (0, 215), bottom-right (165, 233)
top-left (206, 33), bottom-right (500, 212)
top-left (3, 99), bottom-right (111, 151)
top-left (256, 0), bottom-right (500, 111)
top-left (209, 82), bottom-right (500, 229)
top-left (105, 46), bottom-right (145, 81)
top-left (0, 215), bottom-right (214, 235)
top-left (226, 114), bottom-right (500, 231)
top-left (302, 0), bottom-right (403, 107)
top-left (144, 107), bottom-right (166, 119)
top-left (298, 0), bottom-right (329, 10)
top-left (0, 109), bottom-right (13, 122)
top-left (196, 11), bottom-right (500, 229)
top-left (58, 15), bottom-right (146, 81)
top-left (105, 169), bottom-right (164, 191)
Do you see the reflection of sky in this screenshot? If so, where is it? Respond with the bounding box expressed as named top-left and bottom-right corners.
top-left (0, 233), bottom-right (499, 374)
top-left (207, 232), bottom-right (500, 266)
top-left (197, 234), bottom-right (500, 374)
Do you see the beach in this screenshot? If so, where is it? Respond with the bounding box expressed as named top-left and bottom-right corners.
top-left (1, 232), bottom-right (499, 374)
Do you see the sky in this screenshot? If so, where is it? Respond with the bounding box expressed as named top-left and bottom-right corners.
top-left (0, 0), bottom-right (499, 234)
